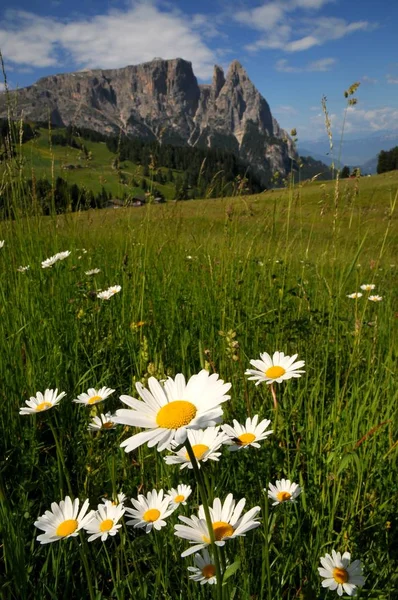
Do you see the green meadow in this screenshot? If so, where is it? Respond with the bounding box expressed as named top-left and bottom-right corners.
top-left (0, 172), bottom-right (397, 599)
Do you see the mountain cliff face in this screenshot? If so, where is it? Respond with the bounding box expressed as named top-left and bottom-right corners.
top-left (0, 58), bottom-right (296, 185)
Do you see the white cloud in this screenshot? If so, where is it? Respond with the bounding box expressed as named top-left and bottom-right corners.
top-left (309, 105), bottom-right (398, 135)
top-left (362, 75), bottom-right (378, 84)
top-left (0, 4), bottom-right (216, 79)
top-left (386, 74), bottom-right (398, 84)
top-left (275, 57), bottom-right (336, 72)
top-left (236, 2), bottom-right (376, 54)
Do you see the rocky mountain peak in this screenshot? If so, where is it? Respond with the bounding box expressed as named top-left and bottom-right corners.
top-left (212, 65), bottom-right (225, 99)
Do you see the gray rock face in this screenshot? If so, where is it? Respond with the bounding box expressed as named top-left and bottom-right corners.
top-left (0, 58), bottom-right (296, 185)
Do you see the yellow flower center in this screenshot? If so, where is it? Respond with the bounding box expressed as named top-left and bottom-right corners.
top-left (265, 366), bottom-right (286, 379)
top-left (236, 433), bottom-right (256, 446)
top-left (100, 519), bottom-right (114, 532)
top-left (103, 422), bottom-right (114, 429)
top-left (56, 519), bottom-right (78, 537)
top-left (202, 564), bottom-right (216, 579)
top-left (36, 401), bottom-right (53, 411)
top-left (276, 491), bottom-right (292, 502)
top-left (88, 395), bottom-right (102, 405)
top-left (174, 494), bottom-right (185, 503)
top-left (143, 508), bottom-right (161, 522)
top-left (333, 567), bottom-right (349, 584)
top-left (185, 443), bottom-right (210, 461)
top-left (156, 400), bottom-right (197, 429)
top-left (212, 521), bottom-right (234, 541)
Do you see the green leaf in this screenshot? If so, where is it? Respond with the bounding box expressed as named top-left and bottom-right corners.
top-left (222, 559), bottom-right (241, 585)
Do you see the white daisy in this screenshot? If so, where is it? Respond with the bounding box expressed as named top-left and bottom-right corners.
top-left (347, 292), bottom-right (363, 299)
top-left (83, 501), bottom-right (125, 542)
top-left (167, 484), bottom-right (192, 507)
top-left (0, 240), bottom-right (4, 248)
top-left (88, 412), bottom-right (116, 431)
top-left (360, 284), bottom-right (375, 291)
top-left (368, 295), bottom-right (383, 302)
top-left (125, 489), bottom-right (174, 533)
top-left (97, 285), bottom-right (121, 300)
top-left (19, 389), bottom-right (66, 415)
top-left (17, 265), bottom-right (30, 272)
top-left (318, 550), bottom-right (365, 596)
top-left (188, 549), bottom-right (217, 585)
top-left (101, 492), bottom-right (127, 506)
top-left (175, 494), bottom-right (261, 557)
top-left (85, 268), bottom-right (101, 275)
top-left (34, 496), bottom-right (94, 544)
top-left (245, 351), bottom-right (305, 386)
top-left (267, 479), bottom-right (301, 505)
top-left (41, 251), bottom-right (71, 269)
top-left (164, 427), bottom-right (227, 469)
top-left (73, 387), bottom-right (115, 406)
top-left (112, 371), bottom-right (231, 453)
top-left (222, 415), bottom-right (273, 451)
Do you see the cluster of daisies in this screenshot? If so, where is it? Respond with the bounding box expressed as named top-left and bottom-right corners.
top-left (347, 283), bottom-right (383, 302)
top-left (20, 352), bottom-right (365, 595)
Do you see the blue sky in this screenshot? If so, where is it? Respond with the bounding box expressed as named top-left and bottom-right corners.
top-left (0, 0), bottom-right (397, 140)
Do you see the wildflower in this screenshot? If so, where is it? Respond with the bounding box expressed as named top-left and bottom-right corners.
top-left (318, 550), bottom-right (365, 596)
top-left (267, 479), bottom-right (301, 505)
top-left (88, 412), bottom-right (116, 431)
top-left (360, 284), bottom-right (375, 291)
top-left (113, 370), bottom-right (231, 453)
top-left (74, 387), bottom-right (115, 406)
top-left (84, 501), bottom-right (125, 542)
top-left (85, 268), bottom-right (101, 275)
top-left (97, 285), bottom-right (121, 300)
top-left (175, 494), bottom-right (260, 557)
top-left (41, 251), bottom-right (71, 268)
top-left (125, 489), bottom-right (174, 533)
top-left (168, 484), bottom-right (192, 507)
top-left (188, 549), bottom-right (217, 585)
top-left (101, 492), bottom-right (126, 506)
top-left (245, 351), bottom-right (305, 385)
top-left (368, 295), bottom-right (383, 302)
top-left (0, 240), bottom-right (4, 248)
top-left (222, 415), bottom-right (273, 451)
top-left (164, 427), bottom-right (227, 469)
top-left (17, 265), bottom-right (30, 272)
top-left (347, 293), bottom-right (363, 299)
top-left (19, 389), bottom-right (66, 415)
top-left (34, 496), bottom-right (94, 544)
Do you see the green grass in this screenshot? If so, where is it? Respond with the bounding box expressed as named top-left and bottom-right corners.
top-left (0, 173), bottom-right (397, 599)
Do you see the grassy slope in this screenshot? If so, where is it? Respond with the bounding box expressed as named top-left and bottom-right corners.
top-left (0, 171), bottom-right (397, 599)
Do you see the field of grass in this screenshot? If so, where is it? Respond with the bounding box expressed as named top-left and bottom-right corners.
top-left (0, 172), bottom-right (397, 599)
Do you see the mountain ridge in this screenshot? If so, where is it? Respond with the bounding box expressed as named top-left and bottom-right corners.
top-left (0, 57), bottom-right (296, 186)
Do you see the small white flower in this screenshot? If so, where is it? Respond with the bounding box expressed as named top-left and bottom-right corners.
top-left (113, 371), bottom-right (231, 453)
top-left (34, 496), bottom-right (94, 544)
top-left (17, 265), bottom-right (30, 272)
top-left (41, 251), bottom-right (71, 269)
top-left (360, 284), bottom-right (375, 291)
top-left (267, 479), bottom-right (301, 505)
top-left (101, 492), bottom-right (127, 506)
top-left (83, 501), bottom-right (125, 542)
top-left (318, 549), bottom-right (365, 596)
top-left (368, 295), bottom-right (383, 302)
top-left (125, 489), bottom-right (174, 533)
top-left (97, 285), bottom-right (121, 300)
top-left (164, 427), bottom-right (227, 469)
top-left (245, 351), bottom-right (305, 385)
top-left (347, 293), bottom-right (363, 299)
top-left (85, 268), bottom-right (101, 275)
top-left (222, 415), bottom-right (273, 451)
top-left (167, 484), bottom-right (192, 507)
top-left (175, 494), bottom-right (260, 557)
top-left (74, 387), bottom-right (115, 406)
top-left (188, 549), bottom-right (217, 585)
top-left (19, 389), bottom-right (66, 415)
top-left (88, 412), bottom-right (117, 431)
top-left (0, 240), bottom-right (4, 248)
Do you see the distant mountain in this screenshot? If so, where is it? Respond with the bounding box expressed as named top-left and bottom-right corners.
top-left (360, 156), bottom-right (378, 175)
top-left (0, 58), bottom-right (296, 186)
top-left (299, 131), bottom-right (398, 168)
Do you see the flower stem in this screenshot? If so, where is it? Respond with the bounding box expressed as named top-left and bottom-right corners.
top-left (185, 438), bottom-right (224, 599)
top-left (48, 419), bottom-right (73, 496)
top-left (270, 383), bottom-right (278, 409)
top-left (77, 535), bottom-right (96, 600)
